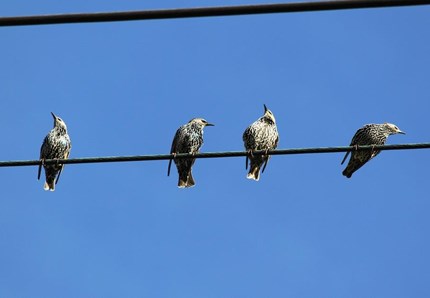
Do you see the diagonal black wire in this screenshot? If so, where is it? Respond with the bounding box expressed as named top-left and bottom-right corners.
top-left (0, 143), bottom-right (428, 168)
top-left (0, 0), bottom-right (429, 27)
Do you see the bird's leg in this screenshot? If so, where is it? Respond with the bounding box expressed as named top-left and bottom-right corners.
top-left (370, 144), bottom-right (377, 158)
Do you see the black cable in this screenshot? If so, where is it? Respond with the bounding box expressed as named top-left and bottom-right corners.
top-left (0, 143), bottom-right (428, 167)
top-left (0, 0), bottom-right (429, 27)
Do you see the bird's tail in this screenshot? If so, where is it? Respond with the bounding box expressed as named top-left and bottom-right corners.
top-left (342, 168), bottom-right (353, 178)
top-left (43, 178), bottom-right (56, 191)
top-left (342, 159), bottom-right (364, 178)
top-left (247, 165), bottom-right (261, 181)
top-left (178, 171), bottom-right (195, 188)
top-left (43, 169), bottom-right (58, 191)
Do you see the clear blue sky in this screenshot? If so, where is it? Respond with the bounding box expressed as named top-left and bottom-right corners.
top-left (1, 1), bottom-right (429, 297)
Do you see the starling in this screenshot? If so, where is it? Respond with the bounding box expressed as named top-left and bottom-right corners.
top-left (38, 112), bottom-right (72, 191)
top-left (243, 104), bottom-right (279, 181)
top-left (341, 123), bottom-right (405, 178)
top-left (168, 118), bottom-right (214, 188)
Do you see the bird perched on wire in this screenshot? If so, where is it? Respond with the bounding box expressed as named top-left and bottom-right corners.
top-left (38, 112), bottom-right (72, 191)
top-left (243, 104), bottom-right (279, 181)
top-left (341, 123), bottom-right (405, 178)
top-left (168, 118), bottom-right (214, 188)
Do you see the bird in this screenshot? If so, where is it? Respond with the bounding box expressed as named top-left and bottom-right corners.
top-left (243, 104), bottom-right (279, 181)
top-left (168, 118), bottom-right (214, 188)
top-left (38, 112), bottom-right (72, 191)
top-left (341, 123), bottom-right (405, 178)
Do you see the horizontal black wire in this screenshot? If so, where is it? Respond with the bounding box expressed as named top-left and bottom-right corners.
top-left (0, 0), bottom-right (429, 27)
top-left (0, 143), bottom-right (428, 168)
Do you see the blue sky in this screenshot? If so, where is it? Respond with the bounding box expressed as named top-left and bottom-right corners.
top-left (1, 1), bottom-right (429, 297)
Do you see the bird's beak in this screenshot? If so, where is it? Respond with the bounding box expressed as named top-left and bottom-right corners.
top-left (51, 112), bottom-right (57, 119)
top-left (398, 130), bottom-right (406, 135)
top-left (263, 104), bottom-right (268, 113)
top-left (206, 123), bottom-right (215, 127)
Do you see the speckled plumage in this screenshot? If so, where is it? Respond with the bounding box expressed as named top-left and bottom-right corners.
top-left (168, 118), bottom-right (214, 188)
top-left (341, 123), bottom-right (405, 178)
top-left (243, 105), bottom-right (279, 181)
top-left (38, 112), bottom-right (72, 191)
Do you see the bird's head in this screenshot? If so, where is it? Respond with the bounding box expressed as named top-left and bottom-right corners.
top-left (51, 112), bottom-right (68, 132)
top-left (383, 123), bottom-right (405, 135)
top-left (189, 118), bottom-right (215, 128)
top-left (262, 104), bottom-right (276, 124)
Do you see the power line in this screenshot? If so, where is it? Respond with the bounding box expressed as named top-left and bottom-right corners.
top-left (0, 143), bottom-right (428, 168)
top-left (0, 0), bottom-right (429, 27)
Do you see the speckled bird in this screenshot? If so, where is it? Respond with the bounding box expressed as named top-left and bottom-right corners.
top-left (168, 118), bottom-right (214, 188)
top-left (38, 112), bottom-right (72, 191)
top-left (341, 123), bottom-right (405, 178)
top-left (243, 104), bottom-right (279, 181)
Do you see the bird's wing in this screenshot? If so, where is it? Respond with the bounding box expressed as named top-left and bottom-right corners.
top-left (262, 131), bottom-right (278, 173)
top-left (242, 126), bottom-right (250, 143)
top-left (243, 126), bottom-right (252, 169)
top-left (168, 128), bottom-right (181, 176)
top-left (37, 163), bottom-right (43, 180)
top-left (38, 136), bottom-right (49, 180)
top-left (67, 137), bottom-right (72, 152)
top-left (55, 167), bottom-right (63, 185)
top-left (341, 127), bottom-right (365, 165)
top-left (55, 145), bottom-right (71, 185)
top-left (341, 151), bottom-right (350, 165)
top-left (39, 135), bottom-right (49, 159)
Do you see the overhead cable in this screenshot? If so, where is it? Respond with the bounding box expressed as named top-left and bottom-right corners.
top-left (0, 143), bottom-right (428, 168)
top-left (0, 0), bottom-right (429, 27)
